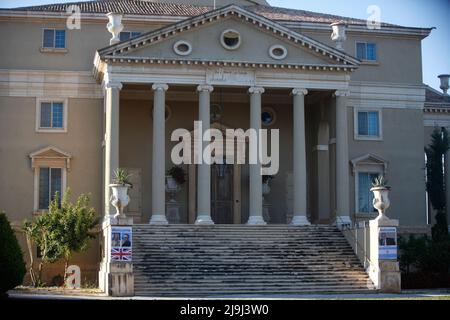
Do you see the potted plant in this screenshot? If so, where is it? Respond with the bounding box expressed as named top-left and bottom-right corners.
top-left (370, 175), bottom-right (391, 219)
top-left (166, 166), bottom-right (186, 202)
top-left (110, 168), bottom-right (132, 218)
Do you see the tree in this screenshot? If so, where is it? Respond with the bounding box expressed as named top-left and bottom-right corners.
top-left (424, 127), bottom-right (450, 274)
top-left (0, 212), bottom-right (26, 296)
top-left (22, 189), bottom-right (98, 286)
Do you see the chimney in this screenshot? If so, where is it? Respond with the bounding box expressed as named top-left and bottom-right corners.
top-left (438, 74), bottom-right (450, 96)
top-left (330, 22), bottom-right (347, 51)
top-left (106, 12), bottom-right (124, 45)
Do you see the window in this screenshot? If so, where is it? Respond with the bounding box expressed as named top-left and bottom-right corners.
top-left (119, 31), bottom-right (141, 41)
top-left (261, 107), bottom-right (277, 126)
top-left (36, 100), bottom-right (67, 132)
top-left (269, 45), bottom-right (288, 60)
top-left (357, 172), bottom-right (379, 213)
top-left (43, 29), bottom-right (66, 49)
top-left (173, 40), bottom-right (192, 56)
top-left (354, 109), bottom-right (382, 140)
top-left (220, 29), bottom-right (241, 50)
top-left (356, 42), bottom-right (377, 61)
top-left (38, 167), bottom-right (62, 210)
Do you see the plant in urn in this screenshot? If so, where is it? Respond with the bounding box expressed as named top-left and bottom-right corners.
top-left (110, 168), bottom-right (132, 219)
top-left (370, 176), bottom-right (391, 220)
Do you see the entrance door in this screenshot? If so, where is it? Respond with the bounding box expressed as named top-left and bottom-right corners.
top-left (211, 163), bottom-right (234, 224)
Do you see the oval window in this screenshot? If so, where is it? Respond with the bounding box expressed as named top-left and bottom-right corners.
top-left (220, 29), bottom-right (241, 50)
top-left (261, 107), bottom-right (276, 126)
top-left (269, 45), bottom-right (288, 60)
top-left (173, 40), bottom-right (192, 56)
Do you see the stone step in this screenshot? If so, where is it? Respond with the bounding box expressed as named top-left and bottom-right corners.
top-left (131, 224), bottom-right (375, 296)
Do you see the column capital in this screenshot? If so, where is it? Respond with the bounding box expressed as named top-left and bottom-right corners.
top-left (291, 88), bottom-right (308, 96)
top-left (104, 81), bottom-right (123, 90)
top-left (197, 84), bottom-right (214, 93)
top-left (152, 83), bottom-right (169, 92)
top-left (248, 86), bottom-right (265, 95)
top-left (334, 89), bottom-right (350, 97)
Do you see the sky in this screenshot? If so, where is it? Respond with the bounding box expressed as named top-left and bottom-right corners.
top-left (1, 0), bottom-right (449, 91)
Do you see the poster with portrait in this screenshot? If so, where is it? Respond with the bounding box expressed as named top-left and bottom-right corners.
top-left (379, 227), bottom-right (397, 260)
top-left (110, 226), bottom-right (132, 262)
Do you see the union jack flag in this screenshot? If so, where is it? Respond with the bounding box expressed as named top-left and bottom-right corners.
top-left (111, 247), bottom-right (132, 261)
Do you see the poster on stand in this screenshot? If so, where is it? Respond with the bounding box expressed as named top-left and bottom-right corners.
top-left (110, 226), bottom-right (132, 262)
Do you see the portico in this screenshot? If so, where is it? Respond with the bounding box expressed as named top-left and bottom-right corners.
top-left (93, 5), bottom-right (359, 226)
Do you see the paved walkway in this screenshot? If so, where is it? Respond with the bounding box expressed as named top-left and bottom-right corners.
top-left (7, 289), bottom-right (450, 300)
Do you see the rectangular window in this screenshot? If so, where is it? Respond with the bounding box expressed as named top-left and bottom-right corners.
top-left (43, 29), bottom-right (66, 49)
top-left (119, 31), bottom-right (141, 41)
top-left (38, 168), bottom-right (62, 210)
top-left (356, 42), bottom-right (377, 61)
top-left (358, 172), bottom-right (379, 213)
top-left (357, 111), bottom-right (380, 137)
top-left (39, 102), bottom-right (65, 130)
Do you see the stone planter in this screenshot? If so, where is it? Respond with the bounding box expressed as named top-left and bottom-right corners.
top-left (166, 176), bottom-right (180, 203)
top-left (106, 13), bottom-right (124, 44)
top-left (109, 183), bottom-right (131, 219)
top-left (370, 186), bottom-right (391, 219)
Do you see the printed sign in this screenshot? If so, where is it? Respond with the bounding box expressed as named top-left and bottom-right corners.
top-left (379, 227), bottom-right (397, 260)
top-left (110, 226), bottom-right (132, 262)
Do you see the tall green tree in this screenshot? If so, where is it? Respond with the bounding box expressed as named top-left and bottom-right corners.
top-left (0, 212), bottom-right (26, 295)
top-left (424, 127), bottom-right (450, 275)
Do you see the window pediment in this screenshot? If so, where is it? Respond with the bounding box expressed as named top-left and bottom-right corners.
top-left (29, 146), bottom-right (72, 170)
top-left (350, 153), bottom-right (387, 175)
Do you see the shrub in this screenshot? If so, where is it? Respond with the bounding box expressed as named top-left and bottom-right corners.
top-left (0, 212), bottom-right (26, 295)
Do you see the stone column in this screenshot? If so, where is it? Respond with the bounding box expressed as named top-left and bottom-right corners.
top-left (195, 85), bottom-right (214, 225)
top-left (104, 81), bottom-right (122, 220)
top-left (247, 87), bottom-right (266, 225)
top-left (446, 150), bottom-right (450, 231)
top-left (291, 88), bottom-right (310, 225)
top-left (335, 90), bottom-right (351, 227)
top-left (149, 83), bottom-right (169, 225)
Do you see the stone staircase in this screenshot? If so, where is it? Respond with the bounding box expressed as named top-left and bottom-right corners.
top-left (132, 225), bottom-right (376, 297)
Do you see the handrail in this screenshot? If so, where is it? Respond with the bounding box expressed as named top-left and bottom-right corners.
top-left (338, 218), bottom-right (376, 271)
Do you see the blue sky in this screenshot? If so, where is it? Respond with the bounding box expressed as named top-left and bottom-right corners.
top-left (1, 0), bottom-right (449, 91)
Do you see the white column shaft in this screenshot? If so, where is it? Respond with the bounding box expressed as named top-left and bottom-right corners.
top-left (291, 89), bottom-right (310, 225)
top-left (196, 85), bottom-right (214, 225)
top-left (104, 83), bottom-right (121, 218)
top-left (247, 87), bottom-right (266, 225)
top-left (150, 83), bottom-right (168, 224)
top-left (335, 91), bottom-right (351, 226)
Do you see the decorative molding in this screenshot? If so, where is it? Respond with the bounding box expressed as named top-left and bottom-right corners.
top-left (291, 88), bottom-right (308, 96)
top-left (248, 86), bottom-right (265, 95)
top-left (152, 83), bottom-right (169, 91)
top-left (197, 84), bottom-right (214, 93)
top-left (313, 145), bottom-right (329, 152)
top-left (334, 89), bottom-right (350, 97)
top-left (0, 69), bottom-right (102, 98)
top-left (104, 81), bottom-right (123, 90)
top-left (350, 153), bottom-right (388, 175)
top-left (269, 44), bottom-right (288, 60)
top-left (173, 40), bottom-right (193, 56)
top-left (29, 145), bottom-right (72, 170)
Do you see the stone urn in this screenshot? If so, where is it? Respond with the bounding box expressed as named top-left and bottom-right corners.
top-left (165, 176), bottom-right (180, 203)
top-left (106, 13), bottom-right (124, 45)
top-left (109, 183), bottom-right (131, 219)
top-left (370, 186), bottom-right (391, 219)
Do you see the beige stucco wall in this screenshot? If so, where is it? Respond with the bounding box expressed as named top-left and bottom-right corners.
top-left (0, 96), bottom-right (103, 284)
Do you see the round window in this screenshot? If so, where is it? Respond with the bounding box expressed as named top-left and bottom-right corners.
top-left (173, 40), bottom-right (192, 56)
top-left (261, 107), bottom-right (276, 126)
top-left (220, 29), bottom-right (241, 50)
top-left (269, 45), bottom-right (288, 60)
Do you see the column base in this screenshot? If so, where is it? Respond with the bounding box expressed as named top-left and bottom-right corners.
top-left (195, 215), bottom-right (214, 225)
top-left (291, 215), bottom-right (311, 226)
top-left (336, 215), bottom-right (352, 229)
top-left (149, 214), bottom-right (168, 225)
top-left (247, 215), bottom-right (267, 225)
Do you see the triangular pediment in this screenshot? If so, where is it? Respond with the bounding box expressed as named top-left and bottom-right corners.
top-left (29, 146), bottom-right (72, 159)
top-left (351, 153), bottom-right (388, 174)
top-left (96, 5), bottom-right (359, 72)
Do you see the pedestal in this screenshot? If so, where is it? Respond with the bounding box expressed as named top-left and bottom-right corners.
top-left (98, 216), bottom-right (134, 296)
top-left (166, 202), bottom-right (181, 224)
top-left (377, 216), bottom-right (401, 293)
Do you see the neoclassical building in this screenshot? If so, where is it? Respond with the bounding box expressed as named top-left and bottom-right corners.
top-left (0, 0), bottom-right (445, 291)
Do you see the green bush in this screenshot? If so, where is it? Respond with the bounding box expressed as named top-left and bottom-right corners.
top-left (0, 212), bottom-right (26, 295)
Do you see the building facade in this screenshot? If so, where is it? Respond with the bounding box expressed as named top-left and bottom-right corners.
top-left (0, 0), bottom-right (440, 285)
